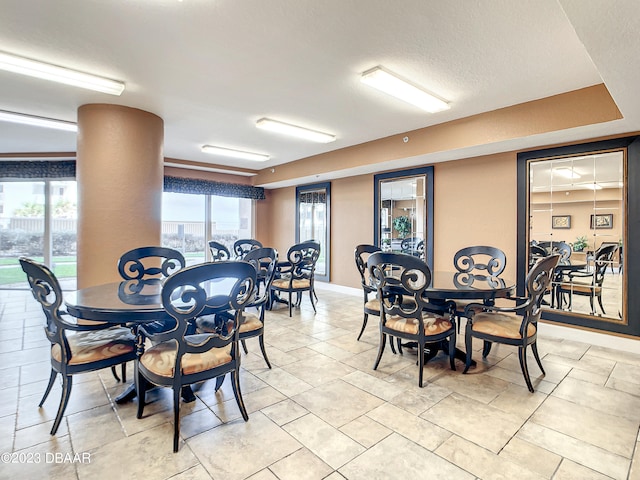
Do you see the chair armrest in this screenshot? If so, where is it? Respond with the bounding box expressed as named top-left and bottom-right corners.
top-left (57, 310), bottom-right (117, 331)
top-left (463, 296), bottom-right (529, 318)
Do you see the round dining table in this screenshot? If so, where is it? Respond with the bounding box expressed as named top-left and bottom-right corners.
top-left (386, 271), bottom-right (515, 364)
top-left (65, 279), bottom-right (195, 403)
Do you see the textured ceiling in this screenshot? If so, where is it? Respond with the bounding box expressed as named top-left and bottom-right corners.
top-left (0, 0), bottom-right (638, 182)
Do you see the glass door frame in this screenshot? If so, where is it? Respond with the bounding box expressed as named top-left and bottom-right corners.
top-left (295, 182), bottom-right (330, 282)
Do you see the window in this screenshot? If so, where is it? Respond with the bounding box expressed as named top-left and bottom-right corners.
top-left (162, 192), bottom-right (253, 264)
top-left (0, 180), bottom-right (77, 290)
top-left (296, 183), bottom-right (330, 281)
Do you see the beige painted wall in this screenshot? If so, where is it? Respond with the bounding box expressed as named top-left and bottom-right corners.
top-left (259, 152), bottom-right (518, 289)
top-left (331, 175), bottom-right (375, 288)
top-left (433, 153), bottom-right (517, 280)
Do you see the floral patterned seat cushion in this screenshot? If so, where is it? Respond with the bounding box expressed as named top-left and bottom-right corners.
top-left (51, 327), bottom-right (135, 365)
top-left (272, 278), bottom-right (310, 289)
top-left (140, 341), bottom-right (232, 377)
top-left (470, 312), bottom-right (536, 339)
top-left (196, 313), bottom-right (262, 334)
top-left (385, 314), bottom-right (452, 335)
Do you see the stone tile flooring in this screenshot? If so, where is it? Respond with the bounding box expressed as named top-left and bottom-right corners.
top-left (1, 287), bottom-right (639, 480)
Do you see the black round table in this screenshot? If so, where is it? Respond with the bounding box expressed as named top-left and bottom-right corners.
top-left (65, 279), bottom-right (195, 403)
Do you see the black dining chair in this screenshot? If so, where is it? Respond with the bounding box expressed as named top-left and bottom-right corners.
top-left (270, 241), bottom-right (320, 317)
top-left (233, 239), bottom-right (263, 260)
top-left (20, 257), bottom-right (137, 435)
top-left (462, 254), bottom-right (559, 392)
top-left (452, 246), bottom-right (507, 324)
top-left (556, 243), bottom-right (617, 314)
top-left (197, 247), bottom-right (278, 368)
top-left (135, 261), bottom-right (256, 452)
top-left (118, 246), bottom-right (185, 280)
top-left (368, 252), bottom-right (457, 387)
top-left (208, 240), bottom-right (232, 262)
top-left (354, 244), bottom-right (382, 341)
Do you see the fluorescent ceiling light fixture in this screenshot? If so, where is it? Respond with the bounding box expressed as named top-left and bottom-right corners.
top-left (201, 145), bottom-right (269, 162)
top-left (579, 183), bottom-right (603, 190)
top-left (256, 118), bottom-right (336, 143)
top-left (554, 167), bottom-right (581, 179)
top-left (0, 110), bottom-right (77, 132)
top-left (0, 51), bottom-right (125, 95)
top-left (361, 66), bottom-right (450, 113)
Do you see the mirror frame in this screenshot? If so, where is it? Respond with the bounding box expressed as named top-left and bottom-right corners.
top-left (374, 166), bottom-right (434, 268)
top-left (517, 135), bottom-right (640, 337)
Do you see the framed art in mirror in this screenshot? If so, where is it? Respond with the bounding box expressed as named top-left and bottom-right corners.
top-left (552, 215), bottom-right (571, 229)
top-left (591, 213), bottom-right (613, 229)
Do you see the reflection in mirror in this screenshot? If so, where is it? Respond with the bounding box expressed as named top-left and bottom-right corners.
top-left (528, 151), bottom-right (624, 321)
top-left (374, 166), bottom-right (434, 267)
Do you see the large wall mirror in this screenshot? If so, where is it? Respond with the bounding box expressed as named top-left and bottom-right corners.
top-left (374, 166), bottom-right (434, 267)
top-left (518, 136), bottom-right (640, 337)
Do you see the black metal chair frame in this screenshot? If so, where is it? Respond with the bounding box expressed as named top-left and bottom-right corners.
top-left (354, 244), bottom-right (382, 341)
top-left (462, 254), bottom-right (559, 392)
top-left (135, 261), bottom-right (256, 452)
top-left (208, 240), bottom-right (232, 262)
top-left (233, 239), bottom-right (263, 260)
top-left (20, 257), bottom-right (137, 435)
top-left (237, 247), bottom-right (278, 367)
top-left (452, 246), bottom-right (507, 326)
top-left (556, 243), bottom-right (618, 314)
top-left (368, 252), bottom-right (457, 387)
top-left (270, 241), bottom-right (320, 317)
top-left (118, 246), bottom-right (185, 280)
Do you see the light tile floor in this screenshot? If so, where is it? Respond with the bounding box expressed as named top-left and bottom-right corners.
top-left (1, 287), bottom-right (639, 480)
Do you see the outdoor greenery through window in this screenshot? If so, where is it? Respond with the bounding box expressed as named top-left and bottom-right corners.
top-left (0, 180), bottom-right (78, 290)
top-left (162, 192), bottom-right (253, 264)
top-left (0, 183), bottom-right (253, 290)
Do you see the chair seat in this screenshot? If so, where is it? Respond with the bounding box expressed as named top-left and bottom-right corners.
top-left (196, 313), bottom-right (263, 334)
top-left (386, 314), bottom-right (452, 335)
top-left (51, 327), bottom-right (135, 365)
top-left (272, 278), bottom-right (310, 290)
top-left (140, 341), bottom-right (232, 377)
top-left (470, 312), bottom-right (536, 339)
top-left (560, 282), bottom-right (601, 294)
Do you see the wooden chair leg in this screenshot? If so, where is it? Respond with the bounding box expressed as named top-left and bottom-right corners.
top-left (463, 328), bottom-right (473, 374)
top-left (482, 340), bottom-right (492, 358)
top-left (531, 341), bottom-right (545, 375)
top-left (51, 375), bottom-right (72, 435)
top-left (418, 340), bottom-right (425, 387)
top-left (40, 369), bottom-right (57, 407)
top-left (357, 313), bottom-right (368, 341)
top-left (110, 366), bottom-right (120, 382)
top-left (258, 335), bottom-right (271, 369)
top-left (373, 332), bottom-right (386, 370)
top-left (135, 363), bottom-right (147, 419)
top-left (172, 385), bottom-right (181, 452)
top-left (518, 345), bottom-right (534, 393)
top-left (231, 370), bottom-right (249, 421)
top-left (214, 374), bottom-right (225, 392)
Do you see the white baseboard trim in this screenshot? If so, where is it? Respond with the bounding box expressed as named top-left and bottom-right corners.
top-left (538, 322), bottom-right (639, 354)
top-left (317, 281), bottom-right (640, 354)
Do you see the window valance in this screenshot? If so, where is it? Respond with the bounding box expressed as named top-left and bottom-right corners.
top-left (0, 160), bottom-right (76, 179)
top-left (0, 161), bottom-right (265, 200)
top-left (164, 175), bottom-right (265, 200)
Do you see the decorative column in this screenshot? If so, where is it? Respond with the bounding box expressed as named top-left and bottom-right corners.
top-left (76, 104), bottom-right (163, 288)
